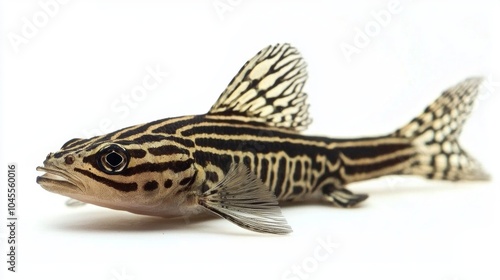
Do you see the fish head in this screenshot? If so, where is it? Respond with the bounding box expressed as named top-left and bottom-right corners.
top-left (36, 136), bottom-right (197, 216)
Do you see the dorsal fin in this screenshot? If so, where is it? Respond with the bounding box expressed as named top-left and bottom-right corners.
top-left (208, 43), bottom-right (311, 131)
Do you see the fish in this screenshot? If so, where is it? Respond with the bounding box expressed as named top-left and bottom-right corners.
top-left (36, 43), bottom-right (489, 234)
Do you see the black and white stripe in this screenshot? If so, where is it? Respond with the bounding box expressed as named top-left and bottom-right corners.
top-left (45, 44), bottom-right (488, 204)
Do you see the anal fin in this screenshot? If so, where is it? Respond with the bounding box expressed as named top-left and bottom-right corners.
top-left (198, 163), bottom-right (292, 235)
top-left (322, 185), bottom-right (369, 208)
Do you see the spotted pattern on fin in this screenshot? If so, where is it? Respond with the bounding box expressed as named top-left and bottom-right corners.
top-left (394, 77), bottom-right (489, 180)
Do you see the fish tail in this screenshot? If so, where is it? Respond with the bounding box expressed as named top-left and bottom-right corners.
top-left (393, 77), bottom-right (490, 181)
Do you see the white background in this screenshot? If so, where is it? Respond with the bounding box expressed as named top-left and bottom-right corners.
top-left (1, 0), bottom-right (500, 279)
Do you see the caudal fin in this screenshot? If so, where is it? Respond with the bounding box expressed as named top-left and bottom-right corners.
top-left (393, 77), bottom-right (489, 181)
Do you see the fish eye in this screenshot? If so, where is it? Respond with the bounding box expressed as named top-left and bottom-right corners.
top-left (96, 144), bottom-right (129, 174)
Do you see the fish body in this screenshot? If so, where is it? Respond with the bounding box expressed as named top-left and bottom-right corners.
top-left (37, 44), bottom-right (489, 234)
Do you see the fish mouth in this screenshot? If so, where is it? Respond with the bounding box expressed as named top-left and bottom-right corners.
top-left (36, 166), bottom-right (83, 193)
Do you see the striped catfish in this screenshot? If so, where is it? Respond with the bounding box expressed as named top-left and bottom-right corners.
top-left (37, 43), bottom-right (489, 234)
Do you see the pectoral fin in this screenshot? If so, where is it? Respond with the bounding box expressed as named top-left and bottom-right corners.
top-left (198, 163), bottom-right (292, 235)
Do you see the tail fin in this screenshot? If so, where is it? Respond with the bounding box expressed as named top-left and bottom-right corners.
top-left (393, 77), bottom-right (489, 181)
